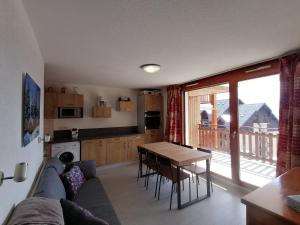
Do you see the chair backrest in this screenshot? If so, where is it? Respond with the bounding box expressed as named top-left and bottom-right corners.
top-left (182, 144), bottom-right (193, 149)
top-left (171, 141), bottom-right (180, 145)
top-left (196, 147), bottom-right (211, 154)
top-left (197, 148), bottom-right (212, 162)
top-left (156, 155), bottom-right (174, 179)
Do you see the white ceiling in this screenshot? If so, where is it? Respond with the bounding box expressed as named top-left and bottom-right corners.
top-left (23, 0), bottom-right (300, 88)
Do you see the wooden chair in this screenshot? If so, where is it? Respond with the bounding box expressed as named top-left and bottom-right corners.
top-left (155, 155), bottom-right (191, 210)
top-left (183, 147), bottom-right (213, 198)
top-left (171, 141), bottom-right (180, 145)
top-left (181, 144), bottom-right (193, 149)
top-left (144, 151), bottom-right (158, 189)
top-left (137, 146), bottom-right (147, 181)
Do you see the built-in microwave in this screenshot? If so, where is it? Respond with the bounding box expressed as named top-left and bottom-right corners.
top-left (58, 107), bottom-right (83, 118)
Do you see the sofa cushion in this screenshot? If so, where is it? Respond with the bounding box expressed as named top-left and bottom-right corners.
top-left (69, 160), bottom-right (97, 180)
top-left (8, 197), bottom-right (64, 225)
top-left (34, 167), bottom-right (66, 199)
top-left (60, 199), bottom-right (109, 225)
top-left (60, 165), bottom-right (86, 200)
top-left (74, 178), bottom-right (121, 225)
top-left (46, 157), bottom-right (65, 174)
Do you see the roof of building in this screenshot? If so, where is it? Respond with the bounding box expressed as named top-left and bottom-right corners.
top-left (204, 99), bottom-right (267, 126)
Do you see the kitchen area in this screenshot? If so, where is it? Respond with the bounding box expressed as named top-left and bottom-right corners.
top-left (44, 85), bottom-right (164, 167)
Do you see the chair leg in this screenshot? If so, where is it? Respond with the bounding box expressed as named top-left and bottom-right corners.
top-left (146, 169), bottom-right (151, 190)
top-left (170, 183), bottom-right (174, 210)
top-left (144, 166), bottom-right (149, 187)
top-left (188, 177), bottom-right (191, 202)
top-left (211, 179), bottom-right (214, 193)
top-left (137, 163), bottom-right (141, 182)
top-left (158, 175), bottom-right (162, 200)
top-left (155, 174), bottom-right (159, 198)
top-left (196, 175), bottom-right (199, 199)
top-left (182, 179), bottom-right (184, 190)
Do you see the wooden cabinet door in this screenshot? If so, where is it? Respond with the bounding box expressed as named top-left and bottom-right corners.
top-left (81, 139), bottom-right (107, 166)
top-left (74, 94), bottom-right (84, 107)
top-left (127, 135), bottom-right (145, 161)
top-left (145, 95), bottom-right (162, 111)
top-left (44, 92), bottom-right (57, 119)
top-left (57, 94), bottom-right (75, 107)
top-left (145, 129), bottom-right (162, 143)
top-left (106, 137), bottom-right (127, 164)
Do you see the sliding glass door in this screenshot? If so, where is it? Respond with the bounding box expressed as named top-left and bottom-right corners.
top-left (185, 83), bottom-right (232, 178)
top-left (238, 75), bottom-right (279, 186)
top-left (183, 60), bottom-right (280, 186)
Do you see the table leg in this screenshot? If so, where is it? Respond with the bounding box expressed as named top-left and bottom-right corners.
top-left (177, 165), bottom-right (182, 209)
top-left (206, 159), bottom-right (211, 197)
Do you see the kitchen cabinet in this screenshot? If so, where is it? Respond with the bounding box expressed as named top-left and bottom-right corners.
top-left (145, 129), bottom-right (162, 143)
top-left (92, 106), bottom-right (112, 118)
top-left (117, 101), bottom-right (134, 112)
top-left (80, 134), bottom-right (151, 166)
top-left (144, 95), bottom-right (162, 112)
top-left (106, 137), bottom-right (127, 164)
top-left (44, 92), bottom-right (57, 119)
top-left (57, 93), bottom-right (84, 107)
top-left (81, 139), bottom-right (107, 166)
top-left (127, 135), bottom-right (145, 160)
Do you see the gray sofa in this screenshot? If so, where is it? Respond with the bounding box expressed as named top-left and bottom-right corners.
top-left (34, 158), bottom-right (121, 225)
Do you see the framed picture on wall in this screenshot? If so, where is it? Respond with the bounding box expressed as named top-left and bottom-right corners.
top-left (22, 73), bottom-right (40, 147)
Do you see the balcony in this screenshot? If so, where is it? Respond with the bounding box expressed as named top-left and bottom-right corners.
top-left (198, 127), bottom-right (278, 186)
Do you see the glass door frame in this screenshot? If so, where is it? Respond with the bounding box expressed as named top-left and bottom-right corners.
top-left (182, 59), bottom-right (279, 187)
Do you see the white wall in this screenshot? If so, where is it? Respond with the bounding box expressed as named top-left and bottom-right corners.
top-left (45, 82), bottom-right (138, 130)
top-left (0, 0), bottom-right (44, 223)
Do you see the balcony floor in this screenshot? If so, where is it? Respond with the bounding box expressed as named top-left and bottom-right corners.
top-left (197, 151), bottom-right (276, 187)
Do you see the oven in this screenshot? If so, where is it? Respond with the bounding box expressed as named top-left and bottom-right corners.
top-left (145, 111), bottom-right (161, 129)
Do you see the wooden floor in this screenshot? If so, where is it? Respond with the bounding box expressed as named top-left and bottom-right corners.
top-left (97, 163), bottom-right (249, 225)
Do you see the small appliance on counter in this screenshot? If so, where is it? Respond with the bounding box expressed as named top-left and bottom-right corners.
top-left (71, 128), bottom-right (79, 139)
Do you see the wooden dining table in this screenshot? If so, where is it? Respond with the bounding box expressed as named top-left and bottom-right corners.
top-left (139, 142), bottom-right (212, 209)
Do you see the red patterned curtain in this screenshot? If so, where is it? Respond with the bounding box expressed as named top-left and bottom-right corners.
top-left (276, 53), bottom-right (300, 176)
top-left (165, 85), bottom-right (183, 144)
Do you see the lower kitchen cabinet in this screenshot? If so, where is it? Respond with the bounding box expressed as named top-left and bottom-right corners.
top-left (81, 139), bottom-right (107, 166)
top-left (106, 137), bottom-right (127, 164)
top-left (127, 135), bottom-right (145, 160)
top-left (81, 134), bottom-right (147, 166)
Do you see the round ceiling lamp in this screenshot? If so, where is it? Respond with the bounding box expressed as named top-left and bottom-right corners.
top-left (140, 64), bottom-right (161, 74)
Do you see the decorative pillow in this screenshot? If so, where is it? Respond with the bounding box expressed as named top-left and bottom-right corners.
top-left (8, 197), bottom-right (64, 225)
top-left (65, 160), bottom-right (96, 180)
top-left (60, 165), bottom-right (86, 200)
top-left (60, 199), bottom-right (109, 225)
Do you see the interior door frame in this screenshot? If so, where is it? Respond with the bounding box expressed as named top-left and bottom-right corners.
top-left (182, 59), bottom-right (279, 186)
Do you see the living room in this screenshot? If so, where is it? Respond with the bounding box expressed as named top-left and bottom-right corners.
top-left (1, 1), bottom-right (300, 225)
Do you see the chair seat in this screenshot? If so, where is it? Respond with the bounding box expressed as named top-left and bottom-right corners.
top-left (159, 166), bottom-right (190, 182)
top-left (183, 165), bottom-right (206, 175)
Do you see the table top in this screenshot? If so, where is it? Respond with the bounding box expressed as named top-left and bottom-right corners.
top-left (242, 167), bottom-right (300, 225)
top-left (139, 142), bottom-right (211, 166)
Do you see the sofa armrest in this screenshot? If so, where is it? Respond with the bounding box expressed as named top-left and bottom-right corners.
top-left (72, 160), bottom-right (96, 180)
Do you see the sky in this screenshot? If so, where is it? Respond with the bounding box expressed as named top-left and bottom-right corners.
top-left (216, 74), bottom-right (280, 119)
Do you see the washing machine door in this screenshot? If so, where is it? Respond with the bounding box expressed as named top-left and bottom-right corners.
top-left (58, 151), bottom-right (74, 164)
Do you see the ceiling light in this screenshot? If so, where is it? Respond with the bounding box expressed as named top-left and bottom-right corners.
top-left (140, 64), bottom-right (161, 74)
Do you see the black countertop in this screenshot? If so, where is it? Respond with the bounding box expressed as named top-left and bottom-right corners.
top-left (48, 126), bottom-right (144, 144)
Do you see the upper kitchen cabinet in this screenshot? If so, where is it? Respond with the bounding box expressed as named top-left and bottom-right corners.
top-left (45, 92), bottom-right (57, 119)
top-left (144, 95), bottom-right (163, 112)
top-left (57, 93), bottom-right (84, 107)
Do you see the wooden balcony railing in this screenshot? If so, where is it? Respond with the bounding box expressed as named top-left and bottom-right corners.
top-left (198, 127), bottom-right (278, 164)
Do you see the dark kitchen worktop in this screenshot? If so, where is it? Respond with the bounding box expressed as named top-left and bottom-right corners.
top-left (48, 126), bottom-right (144, 144)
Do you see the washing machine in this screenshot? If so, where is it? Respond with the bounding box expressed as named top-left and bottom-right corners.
top-left (51, 141), bottom-right (80, 164)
